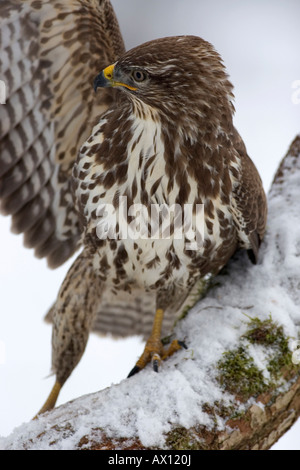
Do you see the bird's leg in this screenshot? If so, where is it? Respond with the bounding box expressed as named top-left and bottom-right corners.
top-left (34, 382), bottom-right (61, 418)
top-left (128, 308), bottom-right (164, 377)
top-left (34, 251), bottom-right (102, 417)
top-left (128, 308), bottom-right (187, 377)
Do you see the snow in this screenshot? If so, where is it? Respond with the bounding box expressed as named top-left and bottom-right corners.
top-left (1, 139), bottom-right (299, 449)
top-left (1, 0), bottom-right (300, 450)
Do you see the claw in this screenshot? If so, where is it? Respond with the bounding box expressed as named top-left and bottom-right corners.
top-left (127, 309), bottom-right (188, 379)
top-left (151, 353), bottom-right (161, 372)
top-left (127, 365), bottom-right (141, 378)
top-left (177, 340), bottom-right (188, 350)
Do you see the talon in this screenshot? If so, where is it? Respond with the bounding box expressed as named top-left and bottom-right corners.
top-left (127, 365), bottom-right (141, 378)
top-left (152, 353), bottom-right (161, 372)
top-left (127, 308), bottom-right (186, 378)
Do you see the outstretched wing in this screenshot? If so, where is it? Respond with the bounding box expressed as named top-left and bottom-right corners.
top-left (0, 0), bottom-right (125, 268)
top-left (230, 128), bottom-right (267, 263)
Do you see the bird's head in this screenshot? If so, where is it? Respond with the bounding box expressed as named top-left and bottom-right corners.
top-left (94, 35), bottom-right (234, 136)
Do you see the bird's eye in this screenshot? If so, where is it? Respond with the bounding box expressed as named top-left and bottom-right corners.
top-left (131, 69), bottom-right (148, 82)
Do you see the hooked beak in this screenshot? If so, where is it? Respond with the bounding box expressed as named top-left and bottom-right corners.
top-left (94, 64), bottom-right (137, 92)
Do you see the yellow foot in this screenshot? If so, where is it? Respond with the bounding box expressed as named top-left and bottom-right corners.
top-left (33, 381), bottom-right (61, 419)
top-left (128, 308), bottom-right (187, 378)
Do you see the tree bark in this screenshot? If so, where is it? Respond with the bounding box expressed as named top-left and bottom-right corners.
top-left (1, 136), bottom-right (300, 450)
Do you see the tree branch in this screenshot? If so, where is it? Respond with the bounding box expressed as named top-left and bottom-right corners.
top-left (1, 136), bottom-right (300, 450)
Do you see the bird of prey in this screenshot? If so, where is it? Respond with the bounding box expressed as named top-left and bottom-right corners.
top-left (0, 0), bottom-right (267, 415)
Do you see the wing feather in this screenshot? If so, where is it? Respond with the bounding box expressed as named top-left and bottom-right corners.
top-left (0, 0), bottom-right (125, 268)
top-left (231, 128), bottom-right (267, 263)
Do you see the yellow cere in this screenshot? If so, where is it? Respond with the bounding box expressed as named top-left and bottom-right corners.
top-left (103, 63), bottom-right (137, 91)
top-left (103, 64), bottom-right (115, 80)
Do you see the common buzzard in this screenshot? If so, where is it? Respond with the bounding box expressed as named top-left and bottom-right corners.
top-left (0, 0), bottom-right (267, 414)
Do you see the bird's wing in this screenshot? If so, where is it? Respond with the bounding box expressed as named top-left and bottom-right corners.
top-left (0, 0), bottom-right (125, 268)
top-left (45, 279), bottom-right (204, 340)
top-left (230, 128), bottom-right (268, 263)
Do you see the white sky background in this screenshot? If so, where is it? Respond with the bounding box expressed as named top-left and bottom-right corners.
top-left (0, 0), bottom-right (299, 449)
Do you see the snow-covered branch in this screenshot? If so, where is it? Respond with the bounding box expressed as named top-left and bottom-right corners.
top-left (1, 136), bottom-right (300, 450)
